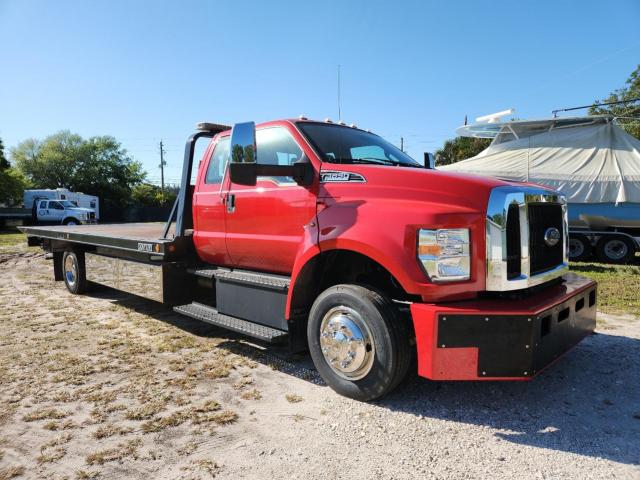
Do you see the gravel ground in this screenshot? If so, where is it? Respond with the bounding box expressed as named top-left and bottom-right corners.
top-left (0, 251), bottom-right (638, 479)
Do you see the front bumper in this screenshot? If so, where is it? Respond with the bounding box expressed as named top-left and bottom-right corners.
top-left (410, 273), bottom-right (596, 380)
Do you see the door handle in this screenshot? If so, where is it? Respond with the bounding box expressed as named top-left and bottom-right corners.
top-left (226, 193), bottom-right (236, 213)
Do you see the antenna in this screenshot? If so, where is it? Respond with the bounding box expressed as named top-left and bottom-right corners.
top-left (337, 64), bottom-right (341, 121)
top-left (476, 108), bottom-right (514, 123)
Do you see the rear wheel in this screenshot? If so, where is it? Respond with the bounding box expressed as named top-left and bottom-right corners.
top-left (596, 235), bottom-right (635, 264)
top-left (62, 250), bottom-right (87, 294)
top-left (307, 284), bottom-right (412, 401)
top-left (568, 234), bottom-right (592, 262)
top-left (64, 218), bottom-right (79, 226)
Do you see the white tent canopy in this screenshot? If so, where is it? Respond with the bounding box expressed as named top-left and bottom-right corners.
top-left (440, 117), bottom-right (640, 204)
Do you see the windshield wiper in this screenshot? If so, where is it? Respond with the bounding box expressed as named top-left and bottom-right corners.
top-left (326, 156), bottom-right (401, 166)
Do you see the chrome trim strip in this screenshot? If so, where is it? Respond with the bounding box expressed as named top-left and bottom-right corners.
top-left (486, 186), bottom-right (568, 291)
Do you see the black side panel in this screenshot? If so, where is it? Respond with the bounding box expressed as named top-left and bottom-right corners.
top-left (216, 277), bottom-right (288, 331)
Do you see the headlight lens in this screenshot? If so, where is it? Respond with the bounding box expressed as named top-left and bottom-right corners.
top-left (418, 228), bottom-right (470, 282)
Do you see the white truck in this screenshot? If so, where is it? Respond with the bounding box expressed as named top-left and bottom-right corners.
top-left (23, 189), bottom-right (100, 219)
top-left (0, 189), bottom-right (98, 226)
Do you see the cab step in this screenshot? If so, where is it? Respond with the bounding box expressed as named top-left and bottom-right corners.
top-left (188, 266), bottom-right (290, 291)
top-left (173, 302), bottom-right (288, 343)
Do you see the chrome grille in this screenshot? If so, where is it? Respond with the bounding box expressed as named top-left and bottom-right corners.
top-left (486, 186), bottom-right (568, 291)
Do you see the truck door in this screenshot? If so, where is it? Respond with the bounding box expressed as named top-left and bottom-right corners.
top-left (224, 126), bottom-right (317, 274)
top-left (192, 136), bottom-right (233, 266)
top-left (42, 200), bottom-right (65, 223)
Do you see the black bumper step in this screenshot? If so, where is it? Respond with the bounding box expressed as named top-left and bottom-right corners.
top-left (173, 302), bottom-right (288, 343)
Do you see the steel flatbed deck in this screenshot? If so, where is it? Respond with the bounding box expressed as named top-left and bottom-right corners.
top-left (19, 222), bottom-right (193, 261)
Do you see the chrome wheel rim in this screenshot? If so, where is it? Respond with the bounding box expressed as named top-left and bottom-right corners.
top-left (67, 221), bottom-right (77, 226)
top-left (319, 306), bottom-right (375, 380)
top-left (64, 255), bottom-right (77, 288)
top-left (604, 240), bottom-right (628, 260)
top-left (569, 238), bottom-right (584, 258)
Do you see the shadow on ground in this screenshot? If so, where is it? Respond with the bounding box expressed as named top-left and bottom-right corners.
top-left (92, 286), bottom-right (640, 466)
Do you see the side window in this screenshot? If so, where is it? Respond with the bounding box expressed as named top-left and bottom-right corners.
top-left (39, 200), bottom-right (47, 209)
top-left (205, 137), bottom-right (231, 185)
top-left (256, 127), bottom-right (302, 184)
top-left (49, 201), bottom-right (64, 210)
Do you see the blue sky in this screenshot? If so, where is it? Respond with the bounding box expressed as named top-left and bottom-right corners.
top-left (1, 0), bottom-right (639, 184)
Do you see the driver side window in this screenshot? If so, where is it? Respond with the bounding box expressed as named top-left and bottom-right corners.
top-left (49, 201), bottom-right (64, 210)
top-left (205, 137), bottom-right (231, 185)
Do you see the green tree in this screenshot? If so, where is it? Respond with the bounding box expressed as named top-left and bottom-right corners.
top-left (0, 138), bottom-right (9, 170)
top-left (0, 137), bottom-right (29, 205)
top-left (435, 136), bottom-right (491, 166)
top-left (11, 131), bottom-right (145, 211)
top-left (131, 183), bottom-right (178, 207)
top-left (589, 64), bottom-right (640, 139)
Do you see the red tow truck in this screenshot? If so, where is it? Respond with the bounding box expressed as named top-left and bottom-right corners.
top-left (21, 118), bottom-right (597, 400)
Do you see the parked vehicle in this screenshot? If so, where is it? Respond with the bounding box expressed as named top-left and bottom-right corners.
top-left (21, 119), bottom-right (597, 401)
top-left (442, 116), bottom-right (640, 263)
top-left (0, 188), bottom-right (98, 227)
top-left (24, 188), bottom-right (100, 220)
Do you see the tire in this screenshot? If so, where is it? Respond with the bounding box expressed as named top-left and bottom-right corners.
top-left (595, 235), bottom-right (636, 264)
top-left (62, 250), bottom-right (88, 294)
top-left (307, 284), bottom-right (412, 401)
top-left (568, 234), bottom-right (592, 262)
top-left (63, 218), bottom-right (79, 226)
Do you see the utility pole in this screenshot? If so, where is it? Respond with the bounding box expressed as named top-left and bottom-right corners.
top-left (159, 140), bottom-right (166, 199)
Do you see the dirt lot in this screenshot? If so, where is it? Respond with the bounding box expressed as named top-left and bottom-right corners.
top-left (1, 242), bottom-right (639, 479)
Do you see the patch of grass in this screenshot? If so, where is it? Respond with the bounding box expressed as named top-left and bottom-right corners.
top-left (240, 389), bottom-right (262, 400)
top-left (22, 407), bottom-right (69, 422)
top-left (93, 423), bottom-right (133, 439)
top-left (124, 402), bottom-right (165, 421)
top-left (141, 410), bottom-right (190, 433)
top-left (192, 409), bottom-right (238, 426)
top-left (75, 470), bottom-right (100, 479)
top-left (0, 466), bottom-right (26, 480)
top-left (181, 459), bottom-right (220, 477)
top-left (44, 419), bottom-right (76, 431)
top-left (86, 438), bottom-right (142, 465)
top-left (285, 394), bottom-right (303, 403)
top-left (571, 261), bottom-right (640, 317)
top-left (0, 230), bottom-right (26, 248)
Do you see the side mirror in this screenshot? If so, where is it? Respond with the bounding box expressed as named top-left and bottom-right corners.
top-left (423, 152), bottom-right (436, 169)
top-left (229, 122), bottom-right (258, 186)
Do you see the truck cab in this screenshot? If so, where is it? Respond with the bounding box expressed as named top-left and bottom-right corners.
top-left (21, 118), bottom-right (597, 401)
top-left (35, 199), bottom-right (97, 225)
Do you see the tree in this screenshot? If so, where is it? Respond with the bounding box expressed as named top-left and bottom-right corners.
top-left (0, 137), bottom-right (29, 205)
top-left (0, 138), bottom-right (9, 170)
top-left (11, 131), bottom-right (146, 211)
top-left (131, 183), bottom-right (179, 207)
top-left (435, 136), bottom-right (491, 166)
top-left (589, 64), bottom-right (640, 139)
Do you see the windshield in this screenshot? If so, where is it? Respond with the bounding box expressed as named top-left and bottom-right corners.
top-left (59, 200), bottom-right (77, 208)
top-left (297, 122), bottom-right (422, 167)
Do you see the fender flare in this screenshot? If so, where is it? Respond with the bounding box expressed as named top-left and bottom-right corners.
top-left (285, 238), bottom-right (417, 319)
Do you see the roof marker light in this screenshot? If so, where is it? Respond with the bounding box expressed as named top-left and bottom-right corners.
top-left (325, 118), bottom-right (333, 123)
top-left (350, 124), bottom-right (358, 128)
top-left (338, 121), bottom-right (346, 126)
top-left (299, 115), bottom-right (308, 120)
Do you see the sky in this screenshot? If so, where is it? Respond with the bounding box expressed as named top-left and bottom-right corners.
top-left (1, 0), bottom-right (639, 185)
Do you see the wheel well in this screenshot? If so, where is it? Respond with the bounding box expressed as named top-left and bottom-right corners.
top-left (287, 250), bottom-right (417, 351)
top-left (63, 217), bottom-right (80, 224)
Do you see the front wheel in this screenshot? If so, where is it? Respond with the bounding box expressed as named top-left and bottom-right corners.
top-left (62, 250), bottom-right (88, 294)
top-left (307, 284), bottom-right (412, 401)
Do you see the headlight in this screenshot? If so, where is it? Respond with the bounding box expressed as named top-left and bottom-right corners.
top-left (417, 229), bottom-right (470, 282)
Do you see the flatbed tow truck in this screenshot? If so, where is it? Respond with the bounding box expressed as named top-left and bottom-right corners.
top-left (21, 119), bottom-right (597, 400)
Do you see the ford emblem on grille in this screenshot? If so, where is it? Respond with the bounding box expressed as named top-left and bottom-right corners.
top-left (544, 227), bottom-right (561, 247)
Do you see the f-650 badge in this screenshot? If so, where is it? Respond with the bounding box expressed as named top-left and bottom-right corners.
top-left (320, 171), bottom-right (366, 183)
top-left (137, 242), bottom-right (154, 252)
